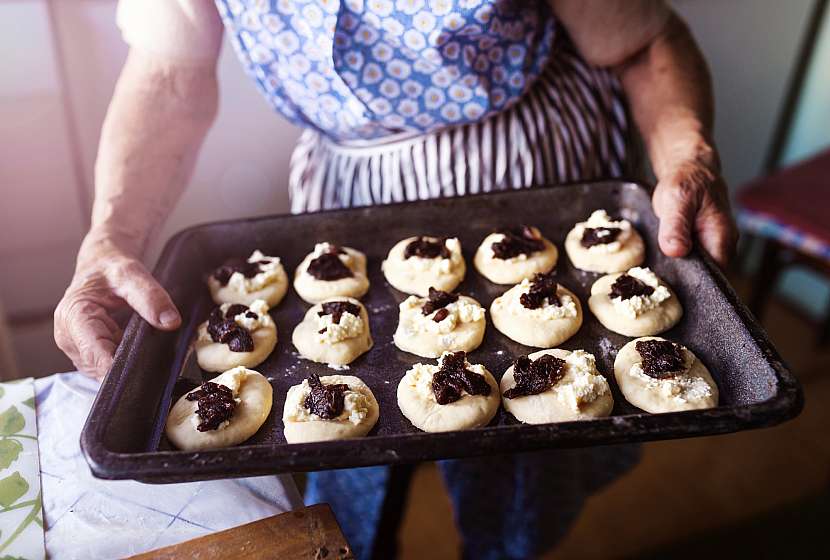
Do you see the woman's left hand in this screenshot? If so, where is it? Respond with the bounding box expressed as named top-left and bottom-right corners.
top-left (651, 146), bottom-right (738, 268)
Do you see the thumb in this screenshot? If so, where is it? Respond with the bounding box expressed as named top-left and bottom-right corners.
top-left (108, 261), bottom-right (182, 330)
top-left (652, 180), bottom-right (701, 258)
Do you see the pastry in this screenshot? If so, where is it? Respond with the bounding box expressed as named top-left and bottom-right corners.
top-left (293, 242), bottom-right (370, 304)
top-left (490, 272), bottom-right (582, 348)
top-left (588, 267), bottom-right (682, 337)
top-left (283, 374), bottom-right (379, 443)
top-left (500, 349), bottom-right (613, 423)
top-left (382, 236), bottom-right (465, 296)
top-left (474, 225), bottom-right (558, 284)
top-left (393, 288), bottom-right (486, 358)
top-left (564, 210), bottom-right (645, 273)
top-left (208, 250), bottom-right (288, 307)
top-left (292, 297), bottom-right (373, 366)
top-left (614, 337), bottom-right (718, 413)
top-left (165, 367), bottom-right (273, 451)
top-left (194, 299), bottom-right (277, 372)
top-left (397, 351), bottom-right (499, 432)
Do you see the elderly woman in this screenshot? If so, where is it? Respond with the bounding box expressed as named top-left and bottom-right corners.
top-left (55, 0), bottom-right (735, 558)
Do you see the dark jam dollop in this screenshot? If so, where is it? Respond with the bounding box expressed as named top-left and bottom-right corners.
top-left (404, 237), bottom-right (450, 259)
top-left (421, 287), bottom-right (459, 319)
top-left (307, 246), bottom-right (353, 281)
top-left (206, 305), bottom-right (255, 352)
top-left (503, 354), bottom-right (566, 399)
top-left (636, 339), bottom-right (686, 379)
top-left (520, 273), bottom-right (561, 309)
top-left (318, 301), bottom-right (361, 324)
top-left (491, 226), bottom-right (545, 259)
top-left (304, 374), bottom-right (350, 419)
top-left (186, 381), bottom-right (236, 431)
top-left (431, 351), bottom-right (491, 405)
top-left (212, 258), bottom-right (268, 286)
top-left (580, 227), bottom-right (622, 248)
top-left (609, 274), bottom-right (654, 300)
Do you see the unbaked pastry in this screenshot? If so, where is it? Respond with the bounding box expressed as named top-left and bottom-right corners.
top-left (382, 236), bottom-right (465, 296)
top-left (208, 250), bottom-right (288, 307)
top-left (474, 225), bottom-right (558, 285)
top-left (393, 288), bottom-right (486, 358)
top-left (293, 242), bottom-right (370, 304)
top-left (283, 374), bottom-right (379, 443)
top-left (588, 267), bottom-right (682, 337)
top-left (614, 337), bottom-right (718, 413)
top-left (397, 351), bottom-right (500, 433)
top-left (500, 349), bottom-right (613, 423)
top-left (292, 297), bottom-right (373, 366)
top-left (490, 273), bottom-right (583, 348)
top-left (194, 299), bottom-right (278, 373)
top-left (165, 367), bottom-right (273, 451)
top-left (564, 210), bottom-right (645, 273)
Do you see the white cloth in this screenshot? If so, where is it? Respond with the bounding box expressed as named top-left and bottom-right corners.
top-left (36, 372), bottom-right (302, 559)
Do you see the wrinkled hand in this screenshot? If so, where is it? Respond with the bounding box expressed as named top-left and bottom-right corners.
top-left (651, 147), bottom-right (738, 267)
top-left (54, 235), bottom-right (181, 379)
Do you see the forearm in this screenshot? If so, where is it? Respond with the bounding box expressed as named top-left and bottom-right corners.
top-left (87, 49), bottom-right (218, 258)
top-left (616, 14), bottom-right (717, 178)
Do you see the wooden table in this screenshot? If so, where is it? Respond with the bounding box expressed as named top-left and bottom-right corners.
top-left (128, 504), bottom-right (352, 559)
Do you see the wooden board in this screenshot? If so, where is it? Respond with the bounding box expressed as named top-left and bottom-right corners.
top-left (128, 504), bottom-right (352, 559)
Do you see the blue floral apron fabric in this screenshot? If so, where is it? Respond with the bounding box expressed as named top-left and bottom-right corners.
top-left (215, 0), bottom-right (555, 141)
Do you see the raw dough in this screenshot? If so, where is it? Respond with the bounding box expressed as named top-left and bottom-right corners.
top-left (500, 349), bottom-right (613, 423)
top-left (293, 243), bottom-right (370, 304)
top-left (614, 337), bottom-right (718, 413)
top-left (292, 297), bottom-right (373, 366)
top-left (397, 352), bottom-right (500, 432)
top-left (474, 227), bottom-right (558, 284)
top-left (564, 210), bottom-right (645, 273)
top-left (382, 236), bottom-right (465, 296)
top-left (490, 280), bottom-right (583, 348)
top-left (195, 300), bottom-right (278, 373)
top-left (208, 250), bottom-right (288, 307)
top-left (588, 268), bottom-right (683, 337)
top-left (165, 367), bottom-right (273, 451)
top-left (393, 293), bottom-right (486, 358)
top-left (283, 375), bottom-right (379, 443)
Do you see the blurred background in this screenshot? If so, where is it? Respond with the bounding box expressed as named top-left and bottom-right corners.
top-left (1, 0), bottom-right (829, 557)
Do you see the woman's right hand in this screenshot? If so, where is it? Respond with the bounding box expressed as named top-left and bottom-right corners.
top-left (54, 233), bottom-right (181, 380)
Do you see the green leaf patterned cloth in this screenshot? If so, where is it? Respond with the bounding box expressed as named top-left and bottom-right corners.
top-left (0, 379), bottom-right (44, 560)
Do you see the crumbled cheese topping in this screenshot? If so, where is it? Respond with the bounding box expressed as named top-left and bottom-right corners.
top-left (406, 237), bottom-right (463, 274)
top-left (629, 348), bottom-right (711, 403)
top-left (227, 250), bottom-right (284, 293)
top-left (575, 210), bottom-right (632, 253)
top-left (498, 279), bottom-right (578, 320)
top-left (284, 378), bottom-right (370, 425)
top-left (190, 366), bottom-right (247, 431)
top-left (610, 267), bottom-right (672, 319)
top-left (398, 295), bottom-right (485, 336)
top-left (551, 350), bottom-right (610, 413)
top-left (404, 352), bottom-right (488, 403)
top-left (316, 308), bottom-right (364, 344)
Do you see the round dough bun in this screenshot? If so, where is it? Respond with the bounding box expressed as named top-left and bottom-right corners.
top-left (397, 360), bottom-right (500, 433)
top-left (393, 295), bottom-right (486, 358)
top-left (195, 321), bottom-right (277, 373)
top-left (614, 337), bottom-right (719, 413)
top-left (293, 245), bottom-right (370, 304)
top-left (490, 284), bottom-right (583, 348)
top-left (208, 271), bottom-right (288, 308)
top-left (474, 229), bottom-right (558, 285)
top-left (291, 297), bottom-right (373, 365)
top-left (381, 236), bottom-right (465, 296)
top-left (166, 367), bottom-right (273, 451)
top-left (564, 225), bottom-right (645, 273)
top-left (283, 375), bottom-right (379, 443)
top-left (500, 349), bottom-right (614, 423)
top-left (588, 273), bottom-right (683, 337)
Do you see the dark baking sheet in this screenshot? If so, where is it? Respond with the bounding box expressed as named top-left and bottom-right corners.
top-left (80, 181), bottom-right (802, 483)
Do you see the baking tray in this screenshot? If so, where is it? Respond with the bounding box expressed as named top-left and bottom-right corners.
top-left (80, 180), bottom-right (802, 483)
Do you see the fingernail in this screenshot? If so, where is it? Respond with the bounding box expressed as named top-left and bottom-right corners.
top-left (669, 237), bottom-right (687, 249)
top-left (160, 309), bottom-right (179, 327)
